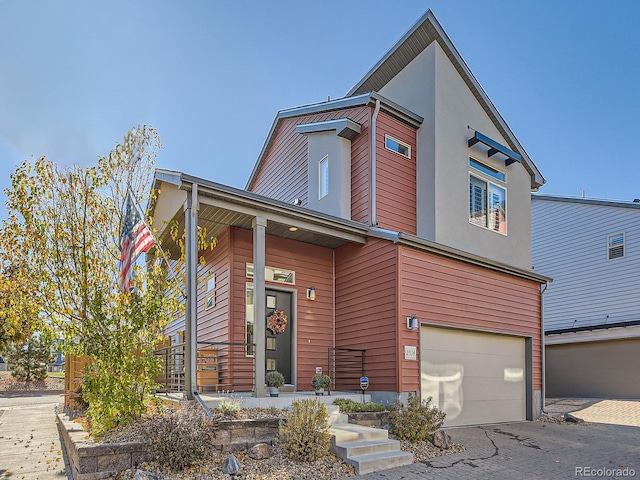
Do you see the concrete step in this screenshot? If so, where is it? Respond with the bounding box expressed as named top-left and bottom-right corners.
top-left (332, 438), bottom-right (401, 458)
top-left (326, 404), bottom-right (349, 425)
top-left (330, 423), bottom-right (389, 445)
top-left (345, 450), bottom-right (414, 475)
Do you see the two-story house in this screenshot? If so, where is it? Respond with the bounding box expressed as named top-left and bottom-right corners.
top-left (151, 10), bottom-right (549, 427)
top-left (532, 194), bottom-right (640, 398)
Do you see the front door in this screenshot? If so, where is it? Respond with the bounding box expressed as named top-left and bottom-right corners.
top-left (265, 289), bottom-right (293, 384)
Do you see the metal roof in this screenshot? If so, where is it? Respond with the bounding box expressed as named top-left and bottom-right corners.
top-left (532, 193), bottom-right (640, 210)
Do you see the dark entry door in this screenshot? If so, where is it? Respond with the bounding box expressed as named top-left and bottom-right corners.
top-left (265, 289), bottom-right (293, 384)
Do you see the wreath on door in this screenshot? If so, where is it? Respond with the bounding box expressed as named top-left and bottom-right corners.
top-left (267, 309), bottom-right (288, 335)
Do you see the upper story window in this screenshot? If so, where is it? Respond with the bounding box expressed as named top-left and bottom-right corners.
top-left (608, 232), bottom-right (625, 260)
top-left (319, 155), bottom-right (329, 199)
top-left (384, 135), bottom-right (411, 159)
top-left (469, 159), bottom-right (507, 234)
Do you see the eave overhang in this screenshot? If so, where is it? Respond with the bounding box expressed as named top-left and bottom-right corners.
top-left (152, 169), bottom-right (369, 257)
top-left (346, 9), bottom-right (545, 190)
top-left (368, 227), bottom-right (552, 285)
top-left (245, 92), bottom-right (423, 190)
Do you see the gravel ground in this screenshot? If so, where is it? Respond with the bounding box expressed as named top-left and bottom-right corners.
top-left (106, 407), bottom-right (466, 480)
top-left (534, 412), bottom-right (592, 425)
top-left (0, 371), bottom-right (64, 391)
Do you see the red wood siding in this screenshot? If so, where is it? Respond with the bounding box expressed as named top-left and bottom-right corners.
top-left (249, 106), bottom-right (372, 224)
top-left (230, 227), bottom-right (334, 389)
top-left (335, 239), bottom-right (399, 392)
top-left (375, 112), bottom-right (417, 234)
top-left (351, 108), bottom-right (372, 224)
top-left (398, 245), bottom-right (542, 391)
top-left (197, 228), bottom-right (231, 343)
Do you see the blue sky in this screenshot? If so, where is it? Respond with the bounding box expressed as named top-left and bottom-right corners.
top-left (1, 0), bottom-right (639, 217)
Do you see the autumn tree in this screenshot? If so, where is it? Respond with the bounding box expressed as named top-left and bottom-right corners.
top-left (0, 126), bottom-right (182, 433)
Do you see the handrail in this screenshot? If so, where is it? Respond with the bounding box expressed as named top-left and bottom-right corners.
top-left (192, 391), bottom-right (213, 418)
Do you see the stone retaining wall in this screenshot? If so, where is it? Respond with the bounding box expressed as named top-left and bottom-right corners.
top-left (347, 411), bottom-right (390, 427)
top-left (213, 418), bottom-right (280, 452)
top-left (57, 414), bottom-right (281, 479)
top-left (57, 414), bottom-right (149, 480)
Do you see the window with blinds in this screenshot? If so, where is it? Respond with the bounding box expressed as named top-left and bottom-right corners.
top-left (608, 232), bottom-right (625, 260)
top-left (469, 160), bottom-right (507, 234)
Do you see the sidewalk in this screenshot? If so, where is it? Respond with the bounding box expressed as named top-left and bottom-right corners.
top-left (0, 393), bottom-right (71, 479)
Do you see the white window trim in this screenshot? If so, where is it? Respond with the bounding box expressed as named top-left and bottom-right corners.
top-left (319, 155), bottom-right (329, 199)
top-left (607, 232), bottom-right (625, 260)
top-left (384, 134), bottom-right (411, 159)
top-left (469, 172), bottom-right (508, 236)
top-left (245, 283), bottom-right (254, 357)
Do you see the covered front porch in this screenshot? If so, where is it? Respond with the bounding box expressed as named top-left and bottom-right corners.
top-left (151, 170), bottom-right (369, 399)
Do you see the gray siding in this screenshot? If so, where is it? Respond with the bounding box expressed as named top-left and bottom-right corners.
top-left (532, 198), bottom-right (640, 332)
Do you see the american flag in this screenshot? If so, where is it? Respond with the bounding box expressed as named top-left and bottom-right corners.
top-left (118, 192), bottom-right (154, 292)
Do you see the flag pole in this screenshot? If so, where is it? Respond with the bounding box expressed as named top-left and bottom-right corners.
top-left (127, 187), bottom-right (186, 299)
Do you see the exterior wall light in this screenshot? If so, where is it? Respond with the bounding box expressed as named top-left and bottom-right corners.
top-left (307, 286), bottom-right (316, 301)
top-left (407, 314), bottom-right (419, 330)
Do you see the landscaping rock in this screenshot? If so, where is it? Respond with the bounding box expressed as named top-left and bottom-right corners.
top-left (432, 429), bottom-right (452, 449)
top-left (134, 469), bottom-right (158, 480)
top-left (248, 442), bottom-right (272, 459)
top-left (222, 454), bottom-right (242, 475)
top-left (564, 413), bottom-right (584, 424)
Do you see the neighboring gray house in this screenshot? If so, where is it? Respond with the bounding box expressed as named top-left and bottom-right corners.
top-left (532, 194), bottom-right (640, 398)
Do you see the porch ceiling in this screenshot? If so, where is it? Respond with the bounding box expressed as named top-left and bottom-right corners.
top-left (158, 199), bottom-right (364, 258)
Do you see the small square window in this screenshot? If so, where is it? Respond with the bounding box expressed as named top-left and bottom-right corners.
top-left (384, 135), bottom-right (411, 158)
top-left (608, 233), bottom-right (625, 260)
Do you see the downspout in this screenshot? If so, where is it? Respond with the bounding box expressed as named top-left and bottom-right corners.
top-left (540, 281), bottom-right (549, 414)
top-left (371, 99), bottom-right (381, 226)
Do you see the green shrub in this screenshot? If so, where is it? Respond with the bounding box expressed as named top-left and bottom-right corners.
top-left (389, 393), bottom-right (445, 442)
top-left (333, 398), bottom-right (385, 413)
top-left (279, 398), bottom-right (330, 462)
top-left (218, 397), bottom-right (242, 417)
top-left (311, 374), bottom-right (331, 390)
top-left (265, 370), bottom-right (285, 388)
top-left (138, 404), bottom-right (216, 471)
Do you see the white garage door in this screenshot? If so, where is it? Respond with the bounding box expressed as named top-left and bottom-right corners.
top-left (421, 326), bottom-right (526, 427)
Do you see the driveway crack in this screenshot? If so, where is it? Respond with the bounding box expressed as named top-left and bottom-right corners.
top-left (490, 427), bottom-right (545, 451)
top-left (422, 428), bottom-right (499, 469)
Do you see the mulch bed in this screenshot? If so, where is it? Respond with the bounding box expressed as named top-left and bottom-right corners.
top-left (0, 371), bottom-right (64, 392)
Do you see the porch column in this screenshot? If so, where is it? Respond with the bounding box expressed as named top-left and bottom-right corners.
top-left (253, 216), bottom-right (267, 397)
top-left (184, 184), bottom-right (199, 400)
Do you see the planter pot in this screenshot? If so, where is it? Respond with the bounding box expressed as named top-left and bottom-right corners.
top-left (315, 389), bottom-right (325, 396)
top-left (268, 387), bottom-right (279, 397)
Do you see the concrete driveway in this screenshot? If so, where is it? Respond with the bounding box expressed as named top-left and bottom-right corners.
top-left (350, 398), bottom-right (640, 479)
top-left (0, 393), bottom-right (71, 479)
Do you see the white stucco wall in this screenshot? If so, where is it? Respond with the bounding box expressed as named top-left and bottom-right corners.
top-left (380, 42), bottom-right (532, 270)
top-left (306, 131), bottom-right (352, 219)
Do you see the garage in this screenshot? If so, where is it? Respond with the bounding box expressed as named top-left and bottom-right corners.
top-left (546, 338), bottom-right (640, 398)
top-left (421, 326), bottom-right (526, 427)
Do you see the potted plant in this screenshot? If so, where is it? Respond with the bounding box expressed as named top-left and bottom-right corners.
top-left (265, 370), bottom-right (285, 397)
top-left (311, 374), bottom-right (331, 396)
